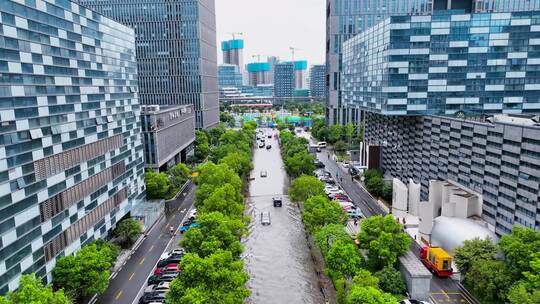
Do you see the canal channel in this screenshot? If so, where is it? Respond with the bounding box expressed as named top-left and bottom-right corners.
top-left (242, 128), bottom-right (324, 304)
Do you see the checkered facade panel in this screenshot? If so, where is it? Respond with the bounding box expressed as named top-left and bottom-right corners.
top-left (366, 112), bottom-right (540, 236)
top-left (342, 11), bottom-right (540, 116)
top-left (0, 0), bottom-right (145, 293)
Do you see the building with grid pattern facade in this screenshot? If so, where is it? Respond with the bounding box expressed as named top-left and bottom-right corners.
top-left (342, 9), bottom-right (540, 235)
top-left (274, 63), bottom-right (295, 97)
top-left (76, 0), bottom-right (219, 129)
top-left (0, 0), bottom-right (145, 292)
top-left (326, 0), bottom-right (540, 125)
top-left (365, 113), bottom-right (540, 235)
top-left (310, 64), bottom-right (327, 98)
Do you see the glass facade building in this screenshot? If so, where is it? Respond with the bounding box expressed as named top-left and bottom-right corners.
top-left (274, 63), bottom-right (295, 97)
top-left (0, 0), bottom-right (145, 292)
top-left (342, 11), bottom-right (540, 116)
top-left (76, 0), bottom-right (219, 129)
top-left (218, 64), bottom-right (243, 88)
top-left (326, 0), bottom-right (540, 125)
top-left (221, 39), bottom-right (244, 70)
top-left (310, 64), bottom-right (327, 98)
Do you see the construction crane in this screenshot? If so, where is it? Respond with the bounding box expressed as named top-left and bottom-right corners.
top-left (251, 54), bottom-right (269, 62)
top-left (289, 46), bottom-right (302, 62)
top-left (227, 32), bottom-right (243, 40)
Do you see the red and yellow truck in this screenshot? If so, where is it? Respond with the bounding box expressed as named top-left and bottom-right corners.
top-left (419, 246), bottom-right (453, 277)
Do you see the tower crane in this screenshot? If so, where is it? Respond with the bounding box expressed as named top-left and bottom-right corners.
top-left (227, 32), bottom-right (243, 40)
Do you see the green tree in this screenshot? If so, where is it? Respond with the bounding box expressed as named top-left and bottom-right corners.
top-left (289, 175), bottom-right (325, 202)
top-left (325, 240), bottom-right (361, 280)
top-left (344, 122), bottom-right (355, 145)
top-left (114, 218), bottom-right (143, 248)
top-left (498, 227), bottom-right (540, 280)
top-left (328, 124), bottom-right (342, 144)
top-left (166, 251), bottom-right (249, 304)
top-left (358, 215), bottom-right (410, 270)
top-left (334, 140), bottom-right (347, 154)
top-left (314, 224), bottom-right (353, 257)
top-left (302, 195), bottom-right (347, 233)
top-left (197, 183), bottom-right (244, 218)
top-left (208, 124), bottom-right (226, 146)
top-left (194, 130), bottom-right (210, 161)
top-left (180, 212), bottom-right (246, 258)
top-left (195, 162), bottom-right (242, 206)
top-left (169, 163), bottom-right (191, 190)
top-left (53, 243), bottom-right (116, 299)
top-left (464, 259), bottom-right (512, 304)
top-left (219, 152), bottom-right (253, 178)
top-left (365, 175), bottom-right (384, 198)
top-left (284, 151), bottom-right (315, 178)
top-left (454, 237), bottom-right (497, 275)
top-left (145, 170), bottom-right (170, 199)
top-left (381, 182), bottom-right (393, 202)
top-left (346, 286), bottom-right (396, 304)
top-left (0, 274), bottom-right (71, 304)
top-left (352, 269), bottom-right (380, 288)
top-left (375, 267), bottom-right (406, 295)
top-left (508, 252), bottom-right (540, 304)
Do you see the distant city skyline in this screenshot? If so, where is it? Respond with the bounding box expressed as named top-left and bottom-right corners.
top-left (216, 0), bottom-right (326, 66)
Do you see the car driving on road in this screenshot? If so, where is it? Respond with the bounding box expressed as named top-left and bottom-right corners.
top-left (261, 211), bottom-right (271, 225)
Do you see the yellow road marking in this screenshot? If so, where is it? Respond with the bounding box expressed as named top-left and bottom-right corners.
top-left (115, 290), bottom-right (122, 300)
top-left (158, 233), bottom-right (162, 239)
top-left (128, 273), bottom-right (135, 281)
top-left (139, 258), bottom-right (145, 265)
top-left (149, 245), bottom-right (154, 251)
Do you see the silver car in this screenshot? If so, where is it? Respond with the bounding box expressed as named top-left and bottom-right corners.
top-left (261, 211), bottom-right (271, 225)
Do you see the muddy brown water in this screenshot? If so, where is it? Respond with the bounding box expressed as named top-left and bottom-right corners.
top-left (242, 128), bottom-right (325, 304)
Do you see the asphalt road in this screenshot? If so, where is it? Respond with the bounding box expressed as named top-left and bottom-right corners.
top-left (96, 184), bottom-right (195, 304)
top-left (299, 130), bottom-right (479, 304)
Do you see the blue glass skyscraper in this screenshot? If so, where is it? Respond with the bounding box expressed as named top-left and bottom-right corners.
top-left (76, 0), bottom-right (219, 129)
top-left (0, 0), bottom-right (145, 292)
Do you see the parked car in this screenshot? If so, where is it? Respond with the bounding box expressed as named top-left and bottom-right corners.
top-left (187, 209), bottom-right (197, 220)
top-left (341, 162), bottom-right (350, 169)
top-left (138, 291), bottom-right (166, 304)
top-left (328, 191), bottom-right (346, 199)
top-left (317, 141), bottom-right (327, 148)
top-left (160, 248), bottom-right (184, 260)
top-left (180, 218), bottom-right (199, 234)
top-left (398, 300), bottom-right (430, 304)
top-left (260, 170), bottom-right (268, 177)
top-left (313, 160), bottom-right (325, 168)
top-left (146, 281), bottom-right (170, 293)
top-left (154, 263), bottom-right (179, 275)
top-left (147, 272), bottom-right (178, 285)
top-left (157, 255), bottom-right (182, 267)
top-left (321, 177), bottom-right (336, 185)
top-left (272, 197), bottom-right (282, 207)
top-left (348, 166), bottom-right (359, 176)
top-left (261, 211), bottom-right (271, 225)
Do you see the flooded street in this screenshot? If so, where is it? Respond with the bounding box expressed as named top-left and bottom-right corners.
top-left (242, 128), bottom-right (324, 304)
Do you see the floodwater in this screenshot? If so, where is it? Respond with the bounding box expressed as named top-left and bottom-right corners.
top-left (242, 128), bottom-right (324, 304)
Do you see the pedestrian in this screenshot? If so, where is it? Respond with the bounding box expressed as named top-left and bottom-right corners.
top-left (327, 152), bottom-right (330, 159)
top-left (351, 175), bottom-right (354, 182)
top-left (340, 177), bottom-right (343, 183)
top-left (354, 218), bottom-right (358, 226)
top-left (336, 172), bottom-right (339, 179)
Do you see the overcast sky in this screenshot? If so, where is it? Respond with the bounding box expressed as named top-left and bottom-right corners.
top-left (215, 0), bottom-right (326, 66)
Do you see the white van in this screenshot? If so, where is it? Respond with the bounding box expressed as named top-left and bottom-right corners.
top-left (317, 141), bottom-right (327, 148)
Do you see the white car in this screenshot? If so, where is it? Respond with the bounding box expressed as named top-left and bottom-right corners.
top-left (261, 211), bottom-right (271, 225)
top-left (188, 208), bottom-right (197, 219)
top-left (260, 170), bottom-right (268, 177)
top-left (160, 248), bottom-right (185, 260)
top-left (145, 281), bottom-right (170, 293)
top-left (398, 300), bottom-right (430, 304)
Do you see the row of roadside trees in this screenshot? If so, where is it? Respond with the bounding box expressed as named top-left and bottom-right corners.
top-left (165, 121), bottom-right (257, 304)
top-left (284, 130), bottom-right (410, 304)
top-left (454, 227), bottom-right (540, 304)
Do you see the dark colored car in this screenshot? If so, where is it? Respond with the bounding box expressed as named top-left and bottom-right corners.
top-left (147, 272), bottom-right (178, 285)
top-left (157, 255), bottom-right (182, 267)
top-left (266, 145), bottom-right (271, 149)
top-left (267, 135), bottom-right (272, 138)
top-left (180, 218), bottom-right (199, 234)
top-left (348, 166), bottom-right (359, 176)
top-left (314, 160), bottom-right (325, 168)
top-left (138, 291), bottom-right (166, 304)
top-left (272, 197), bottom-right (282, 207)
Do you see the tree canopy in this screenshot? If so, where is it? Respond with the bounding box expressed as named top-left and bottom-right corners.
top-left (195, 162), bottom-right (242, 206)
top-left (302, 195), bottom-right (347, 233)
top-left (288, 175), bottom-right (325, 202)
top-left (346, 286), bottom-right (396, 304)
top-left (314, 224), bottom-right (353, 257)
top-left (145, 170), bottom-right (170, 199)
top-left (53, 242), bottom-right (117, 299)
top-left (0, 274), bottom-right (71, 304)
top-left (357, 215), bottom-right (410, 270)
top-left (454, 237), bottom-right (497, 275)
top-left (166, 251), bottom-right (249, 304)
top-left (114, 218), bottom-right (143, 248)
top-left (180, 212), bottom-right (246, 258)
